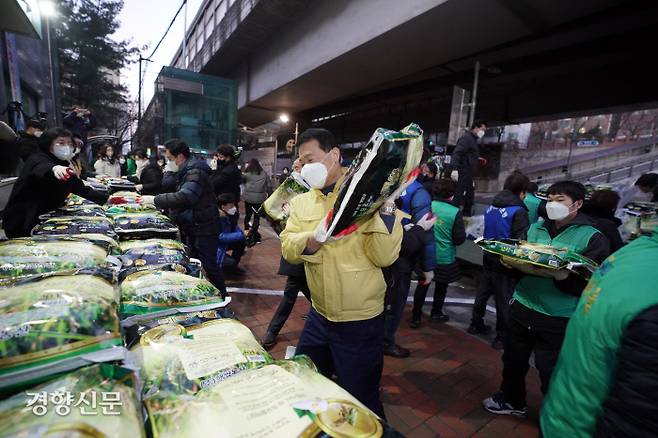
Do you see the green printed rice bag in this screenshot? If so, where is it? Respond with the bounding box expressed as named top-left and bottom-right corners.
top-left (262, 172), bottom-right (310, 226)
top-left (146, 356), bottom-right (402, 438)
top-left (0, 364), bottom-right (145, 438)
top-left (0, 237), bottom-right (109, 283)
top-left (112, 212), bottom-right (178, 240)
top-left (129, 319), bottom-right (272, 397)
top-left (119, 270), bottom-right (230, 326)
top-left (39, 203), bottom-right (107, 219)
top-left (32, 216), bottom-right (117, 240)
top-left (0, 270), bottom-right (124, 392)
top-left (118, 239), bottom-right (189, 275)
top-left (476, 238), bottom-right (599, 278)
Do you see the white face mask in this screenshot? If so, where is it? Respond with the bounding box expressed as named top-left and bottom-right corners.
top-left (166, 157), bottom-right (179, 172)
top-left (210, 158), bottom-right (218, 171)
top-left (53, 145), bottom-right (75, 161)
top-left (546, 201), bottom-right (572, 221)
top-left (477, 129), bottom-right (485, 139)
top-left (119, 158), bottom-right (126, 165)
top-left (33, 130), bottom-right (43, 138)
top-left (226, 206), bottom-right (237, 215)
top-left (300, 153), bottom-right (335, 189)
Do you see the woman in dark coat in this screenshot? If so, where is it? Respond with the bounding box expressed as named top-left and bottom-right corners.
top-left (582, 189), bottom-right (624, 253)
top-left (2, 128), bottom-right (108, 238)
top-left (129, 148), bottom-right (163, 195)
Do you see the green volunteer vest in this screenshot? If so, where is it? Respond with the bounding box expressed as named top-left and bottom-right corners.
top-left (541, 229), bottom-right (658, 438)
top-left (431, 200), bottom-right (459, 265)
top-left (524, 193), bottom-right (542, 224)
top-left (513, 221), bottom-right (599, 317)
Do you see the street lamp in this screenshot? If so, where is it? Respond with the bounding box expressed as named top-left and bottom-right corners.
top-left (279, 113), bottom-right (290, 124)
top-left (39, 1), bottom-right (58, 125)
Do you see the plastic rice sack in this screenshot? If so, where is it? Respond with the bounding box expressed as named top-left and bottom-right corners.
top-left (476, 238), bottom-right (598, 279)
top-left (0, 237), bottom-right (110, 283)
top-left (122, 308), bottom-right (227, 349)
top-left (118, 238), bottom-right (189, 276)
top-left (108, 191), bottom-right (142, 205)
top-left (113, 212), bottom-right (179, 239)
top-left (105, 203), bottom-right (157, 215)
top-left (146, 356), bottom-right (403, 438)
top-left (67, 233), bottom-right (121, 254)
top-left (39, 203), bottom-right (107, 219)
top-left (32, 216), bottom-right (117, 240)
top-left (128, 319), bottom-right (272, 397)
top-left (0, 364), bottom-right (144, 437)
top-left (262, 172), bottom-right (310, 225)
top-left (64, 193), bottom-right (98, 207)
top-left (119, 270), bottom-right (231, 326)
top-left (314, 123), bottom-right (424, 242)
top-left (0, 270), bottom-right (124, 392)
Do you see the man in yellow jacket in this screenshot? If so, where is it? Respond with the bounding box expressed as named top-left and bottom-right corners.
top-left (281, 128), bottom-right (404, 418)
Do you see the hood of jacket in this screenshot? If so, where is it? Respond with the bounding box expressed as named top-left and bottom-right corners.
top-left (492, 190), bottom-right (529, 210)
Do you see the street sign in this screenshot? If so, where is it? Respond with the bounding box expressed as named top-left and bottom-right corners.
top-left (577, 140), bottom-right (599, 146)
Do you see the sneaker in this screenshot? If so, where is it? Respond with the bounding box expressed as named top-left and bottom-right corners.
top-left (409, 318), bottom-right (421, 329)
top-left (261, 332), bottom-right (277, 350)
top-left (482, 392), bottom-right (527, 417)
top-left (430, 312), bottom-right (450, 323)
top-left (491, 337), bottom-right (505, 350)
top-left (467, 324), bottom-right (491, 335)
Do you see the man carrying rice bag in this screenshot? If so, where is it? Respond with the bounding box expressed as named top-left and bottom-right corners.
top-left (483, 181), bottom-right (610, 417)
top-left (280, 128), bottom-right (404, 419)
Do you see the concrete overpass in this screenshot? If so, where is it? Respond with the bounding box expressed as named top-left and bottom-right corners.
top-left (174, 0), bottom-right (658, 142)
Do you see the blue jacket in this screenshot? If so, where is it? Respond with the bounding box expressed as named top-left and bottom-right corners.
top-left (154, 157), bottom-right (218, 236)
top-left (216, 214), bottom-right (245, 267)
top-left (399, 180), bottom-right (436, 272)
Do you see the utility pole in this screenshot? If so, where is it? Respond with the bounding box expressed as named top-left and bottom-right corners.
top-left (137, 55), bottom-right (152, 145)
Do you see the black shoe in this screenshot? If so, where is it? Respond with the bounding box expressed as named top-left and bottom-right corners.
top-left (430, 312), bottom-right (450, 323)
top-left (261, 332), bottom-right (277, 350)
top-left (409, 318), bottom-right (421, 329)
top-left (467, 324), bottom-right (491, 335)
top-left (491, 337), bottom-right (505, 350)
top-left (383, 344), bottom-right (410, 358)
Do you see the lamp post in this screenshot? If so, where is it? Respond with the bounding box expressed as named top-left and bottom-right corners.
top-left (39, 1), bottom-right (58, 126)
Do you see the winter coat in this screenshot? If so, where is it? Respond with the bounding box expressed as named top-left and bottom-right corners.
top-left (2, 151), bottom-right (108, 237)
top-left (242, 171), bottom-right (271, 204)
top-left (280, 172), bottom-right (404, 322)
top-left (154, 157), bottom-right (219, 237)
top-left (216, 214), bottom-right (245, 267)
top-left (94, 157), bottom-right (121, 177)
top-left (581, 204), bottom-right (624, 253)
top-left (128, 162), bottom-right (163, 195)
top-left (211, 161), bottom-right (241, 201)
top-left (16, 132), bottom-right (39, 161)
top-left (483, 189), bottom-right (530, 271)
top-left (452, 131), bottom-right (480, 177)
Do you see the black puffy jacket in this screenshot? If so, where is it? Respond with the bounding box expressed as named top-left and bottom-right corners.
top-left (154, 157), bottom-right (218, 237)
top-left (211, 161), bottom-right (241, 201)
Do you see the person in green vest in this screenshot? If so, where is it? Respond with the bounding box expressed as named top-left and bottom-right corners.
top-left (524, 181), bottom-right (543, 224)
top-left (482, 180), bottom-right (610, 417)
top-left (541, 227), bottom-right (658, 437)
top-left (126, 152), bottom-right (137, 176)
top-left (410, 178), bottom-right (466, 328)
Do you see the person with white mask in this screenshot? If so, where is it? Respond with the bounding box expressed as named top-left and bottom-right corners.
top-left (280, 128), bottom-right (404, 418)
top-left (482, 180), bottom-right (610, 418)
top-left (128, 148), bottom-right (163, 195)
top-left (2, 127), bottom-right (108, 237)
top-left (451, 120), bottom-right (489, 216)
top-left (216, 193), bottom-right (247, 274)
top-left (93, 143), bottom-right (121, 177)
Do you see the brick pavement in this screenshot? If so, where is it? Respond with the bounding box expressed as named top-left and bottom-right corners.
top-left (224, 224), bottom-right (541, 437)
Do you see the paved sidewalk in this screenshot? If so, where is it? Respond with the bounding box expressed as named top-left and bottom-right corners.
top-left (225, 224), bottom-right (541, 437)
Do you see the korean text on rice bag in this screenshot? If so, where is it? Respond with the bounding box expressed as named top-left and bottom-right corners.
top-left (113, 212), bottom-right (178, 240)
top-left (32, 216), bottom-right (117, 240)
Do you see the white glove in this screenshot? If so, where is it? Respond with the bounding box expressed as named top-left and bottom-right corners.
top-left (140, 195), bottom-right (156, 207)
top-left (403, 223), bottom-right (415, 231)
top-left (420, 271), bottom-right (434, 285)
top-left (450, 170), bottom-right (459, 182)
top-left (135, 184), bottom-right (144, 193)
top-left (417, 213), bottom-right (437, 231)
top-left (52, 165), bottom-right (71, 181)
